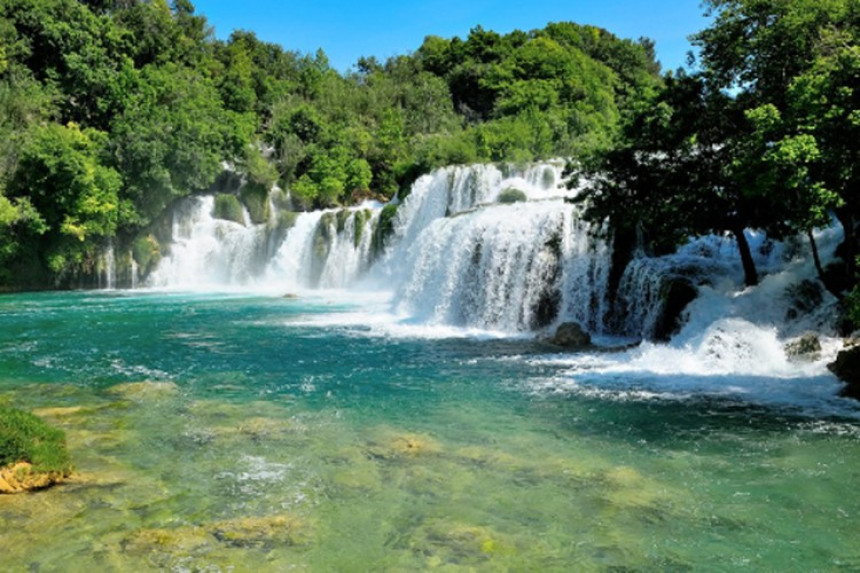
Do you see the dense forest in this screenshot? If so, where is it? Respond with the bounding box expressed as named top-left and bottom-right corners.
top-left (0, 0), bottom-right (660, 287)
top-left (0, 0), bottom-right (856, 323)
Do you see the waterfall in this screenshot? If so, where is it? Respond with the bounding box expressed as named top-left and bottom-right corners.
top-left (99, 241), bottom-right (116, 290)
top-left (386, 200), bottom-right (609, 332)
top-left (141, 163), bottom-right (622, 332)
top-left (130, 256), bottom-right (139, 290)
top-left (147, 196), bottom-right (269, 288)
top-left (262, 206), bottom-right (379, 291)
top-left (141, 160), bottom-right (839, 341)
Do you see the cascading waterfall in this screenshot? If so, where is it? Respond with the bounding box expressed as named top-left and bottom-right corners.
top-left (142, 161), bottom-right (841, 348)
top-left (388, 202), bottom-right (610, 332)
top-left (147, 196), bottom-right (269, 288)
top-left (372, 160), bottom-right (612, 332)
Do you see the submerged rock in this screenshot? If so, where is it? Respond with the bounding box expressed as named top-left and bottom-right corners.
top-left (549, 322), bottom-right (591, 348)
top-left (123, 513), bottom-right (312, 556)
top-left (207, 514), bottom-right (312, 548)
top-left (365, 430), bottom-right (442, 460)
top-left (784, 332), bottom-right (822, 360)
top-left (828, 345), bottom-right (860, 400)
top-left (408, 518), bottom-right (515, 567)
top-left (106, 381), bottom-right (179, 401)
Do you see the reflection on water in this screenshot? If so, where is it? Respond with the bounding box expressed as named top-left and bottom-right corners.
top-left (0, 291), bottom-right (859, 570)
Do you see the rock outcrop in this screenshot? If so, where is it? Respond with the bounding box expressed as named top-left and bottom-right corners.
top-left (784, 332), bottom-right (822, 360)
top-left (549, 322), bottom-right (591, 348)
top-left (828, 344), bottom-right (860, 400)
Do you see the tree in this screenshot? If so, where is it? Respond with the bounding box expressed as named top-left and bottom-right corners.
top-left (580, 72), bottom-right (765, 286)
top-left (693, 0), bottom-right (858, 291)
top-left (7, 122), bottom-right (127, 280)
top-left (582, 0), bottom-right (857, 291)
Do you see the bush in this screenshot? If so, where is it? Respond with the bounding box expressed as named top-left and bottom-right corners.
top-left (498, 187), bottom-right (528, 204)
top-left (131, 234), bottom-right (162, 275)
top-left (0, 406), bottom-right (72, 474)
top-left (354, 209), bottom-right (370, 247)
top-left (371, 204), bottom-right (399, 255)
top-left (213, 194), bottom-right (245, 224)
top-left (239, 183), bottom-right (269, 224)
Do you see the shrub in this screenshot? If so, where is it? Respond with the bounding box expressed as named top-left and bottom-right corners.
top-left (239, 183), bottom-right (269, 224)
top-left (131, 234), bottom-right (162, 274)
top-left (498, 187), bottom-right (528, 204)
top-left (0, 406), bottom-right (72, 474)
top-left (213, 194), bottom-right (245, 225)
top-left (371, 204), bottom-right (399, 255)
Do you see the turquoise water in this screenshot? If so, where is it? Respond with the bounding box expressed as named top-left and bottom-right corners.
top-left (1, 290), bottom-right (859, 570)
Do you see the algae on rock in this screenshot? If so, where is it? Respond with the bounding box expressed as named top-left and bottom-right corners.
top-left (0, 406), bottom-right (73, 493)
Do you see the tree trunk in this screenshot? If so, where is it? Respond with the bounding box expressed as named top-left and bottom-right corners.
top-left (732, 225), bottom-right (758, 287)
top-left (808, 229), bottom-right (844, 299)
top-left (808, 229), bottom-right (826, 282)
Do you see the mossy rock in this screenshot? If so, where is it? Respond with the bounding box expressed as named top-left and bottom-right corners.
top-left (409, 519), bottom-right (515, 566)
top-left (212, 193), bottom-right (245, 225)
top-left (239, 182), bottom-right (270, 224)
top-left (313, 213), bottom-right (336, 259)
top-left (131, 234), bottom-right (162, 275)
top-left (371, 204), bottom-right (399, 256)
top-left (365, 429), bottom-right (442, 460)
top-left (122, 526), bottom-right (212, 556)
top-left (0, 406), bottom-right (73, 493)
top-left (541, 166), bottom-right (556, 188)
top-left (335, 209), bottom-right (351, 233)
top-left (207, 514), bottom-right (312, 548)
top-left (270, 187), bottom-right (292, 210)
top-left (353, 209), bottom-right (371, 247)
top-left (124, 513), bottom-right (312, 556)
top-left (274, 210), bottom-right (299, 232)
top-left (106, 381), bottom-right (180, 402)
top-left (497, 187), bottom-right (527, 204)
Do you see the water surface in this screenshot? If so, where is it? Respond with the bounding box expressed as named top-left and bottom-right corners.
top-left (1, 290), bottom-right (858, 570)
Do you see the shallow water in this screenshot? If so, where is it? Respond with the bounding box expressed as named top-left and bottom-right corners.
top-left (1, 290), bottom-right (859, 571)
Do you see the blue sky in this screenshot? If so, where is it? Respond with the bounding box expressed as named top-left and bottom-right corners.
top-left (192, 0), bottom-right (712, 74)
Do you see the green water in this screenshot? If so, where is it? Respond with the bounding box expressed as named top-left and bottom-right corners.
top-left (1, 291), bottom-right (858, 571)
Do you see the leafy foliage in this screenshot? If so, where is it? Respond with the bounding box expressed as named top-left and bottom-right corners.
top-left (581, 0), bottom-right (858, 293)
top-left (0, 0), bottom-right (660, 288)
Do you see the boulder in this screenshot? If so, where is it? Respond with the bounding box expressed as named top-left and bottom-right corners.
top-left (497, 187), bottom-right (527, 204)
top-left (207, 514), bottom-right (311, 548)
top-left (784, 332), bottom-right (822, 360)
top-left (106, 381), bottom-right (179, 401)
top-left (549, 322), bottom-right (591, 348)
top-left (828, 345), bottom-right (860, 400)
top-left (653, 277), bottom-right (698, 341)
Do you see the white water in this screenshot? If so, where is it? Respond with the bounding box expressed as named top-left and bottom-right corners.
top-left (148, 196), bottom-right (268, 288)
top-left (98, 241), bottom-right (116, 290)
top-left (139, 161), bottom-right (853, 414)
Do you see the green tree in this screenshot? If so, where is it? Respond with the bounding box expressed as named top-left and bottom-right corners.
top-left (7, 122), bottom-right (127, 280)
top-left (693, 0), bottom-right (858, 290)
